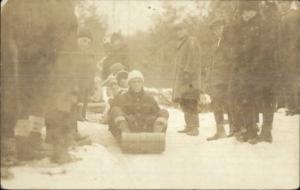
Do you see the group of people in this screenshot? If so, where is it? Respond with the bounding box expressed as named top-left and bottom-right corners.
top-left (1, 0), bottom-right (299, 179)
top-left (172, 0), bottom-right (300, 144)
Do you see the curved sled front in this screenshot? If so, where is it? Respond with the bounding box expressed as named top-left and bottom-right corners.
top-left (120, 132), bottom-right (166, 154)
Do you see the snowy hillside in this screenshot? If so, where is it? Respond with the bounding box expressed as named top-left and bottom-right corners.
top-left (1, 108), bottom-right (299, 189)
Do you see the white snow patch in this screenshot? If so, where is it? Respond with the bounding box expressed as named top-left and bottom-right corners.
top-left (2, 109), bottom-right (299, 189)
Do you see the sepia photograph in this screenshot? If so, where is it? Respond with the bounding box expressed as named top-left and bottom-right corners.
top-left (1, 0), bottom-right (299, 189)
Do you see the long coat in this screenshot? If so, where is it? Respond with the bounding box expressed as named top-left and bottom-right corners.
top-left (1, 0), bottom-right (78, 134)
top-left (279, 9), bottom-right (300, 87)
top-left (208, 23), bottom-right (236, 99)
top-left (172, 36), bottom-right (201, 102)
top-left (76, 51), bottom-right (96, 100)
top-left (254, 4), bottom-right (280, 90)
top-left (229, 15), bottom-right (261, 101)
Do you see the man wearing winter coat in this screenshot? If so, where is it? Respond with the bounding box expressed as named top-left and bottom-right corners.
top-left (278, 1), bottom-right (300, 115)
top-left (1, 0), bottom-right (80, 165)
top-left (252, 1), bottom-right (280, 143)
top-left (76, 29), bottom-right (96, 121)
top-left (229, 1), bottom-right (261, 144)
top-left (206, 18), bottom-right (236, 141)
top-left (172, 21), bottom-right (202, 136)
top-left (108, 70), bottom-right (169, 141)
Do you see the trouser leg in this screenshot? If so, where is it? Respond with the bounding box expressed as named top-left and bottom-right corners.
top-left (240, 97), bottom-right (258, 140)
top-left (108, 107), bottom-right (130, 141)
top-left (212, 97), bottom-right (224, 125)
top-left (257, 88), bottom-right (275, 143)
top-left (81, 90), bottom-right (89, 119)
top-left (207, 97), bottom-right (226, 141)
top-left (180, 99), bottom-right (199, 129)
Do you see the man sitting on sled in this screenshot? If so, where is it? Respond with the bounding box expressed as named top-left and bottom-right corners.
top-left (108, 70), bottom-right (169, 141)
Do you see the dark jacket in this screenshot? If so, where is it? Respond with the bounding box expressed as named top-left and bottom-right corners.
top-left (254, 3), bottom-right (280, 87)
top-left (110, 88), bottom-right (167, 131)
top-left (76, 51), bottom-right (96, 95)
top-left (279, 9), bottom-right (300, 85)
top-left (208, 22), bottom-right (237, 97)
top-left (230, 15), bottom-right (261, 98)
top-left (111, 89), bottom-right (160, 118)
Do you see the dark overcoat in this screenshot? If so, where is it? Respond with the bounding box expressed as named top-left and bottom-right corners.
top-left (208, 23), bottom-right (236, 99)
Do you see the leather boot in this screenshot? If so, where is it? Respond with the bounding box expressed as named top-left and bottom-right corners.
top-left (207, 124), bottom-right (226, 141)
top-left (186, 113), bottom-right (199, 136)
top-left (186, 128), bottom-right (199, 136)
top-left (178, 126), bottom-right (191, 133)
top-left (247, 127), bottom-right (259, 145)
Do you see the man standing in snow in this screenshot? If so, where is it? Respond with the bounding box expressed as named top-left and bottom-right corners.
top-left (229, 1), bottom-right (261, 144)
top-left (76, 29), bottom-right (96, 121)
top-left (172, 21), bottom-right (202, 136)
top-left (108, 70), bottom-right (169, 141)
top-left (277, 0), bottom-right (300, 115)
top-left (251, 1), bottom-right (280, 143)
top-left (206, 18), bottom-right (236, 141)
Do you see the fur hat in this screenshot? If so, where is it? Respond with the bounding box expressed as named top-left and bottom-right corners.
top-left (109, 63), bottom-right (125, 73)
top-left (116, 70), bottom-right (128, 82)
top-left (128, 70), bottom-right (144, 83)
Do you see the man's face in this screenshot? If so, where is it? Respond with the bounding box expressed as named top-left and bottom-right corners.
top-left (77, 37), bottom-right (92, 50)
top-left (242, 10), bottom-right (257, 22)
top-left (129, 78), bottom-right (143, 93)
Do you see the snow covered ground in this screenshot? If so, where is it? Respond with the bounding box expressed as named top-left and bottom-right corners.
top-left (2, 108), bottom-right (299, 189)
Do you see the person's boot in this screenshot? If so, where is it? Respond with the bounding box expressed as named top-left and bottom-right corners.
top-left (186, 113), bottom-right (199, 136)
top-left (228, 125), bottom-right (240, 138)
top-left (186, 128), bottom-right (199, 136)
top-left (207, 124), bottom-right (226, 141)
top-left (258, 125), bottom-right (273, 143)
top-left (247, 127), bottom-right (259, 145)
top-left (179, 112), bottom-right (191, 133)
top-left (235, 127), bottom-right (248, 142)
top-left (1, 167), bottom-right (14, 179)
top-left (178, 126), bottom-right (191, 133)
top-left (1, 137), bottom-right (18, 167)
top-left (51, 144), bottom-right (72, 164)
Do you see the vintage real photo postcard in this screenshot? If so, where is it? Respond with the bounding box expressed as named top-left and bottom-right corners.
top-left (1, 0), bottom-right (299, 189)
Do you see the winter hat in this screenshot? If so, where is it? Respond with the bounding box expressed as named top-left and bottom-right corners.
top-left (128, 70), bottom-right (144, 83)
top-left (109, 63), bottom-right (125, 73)
top-left (116, 70), bottom-right (128, 82)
